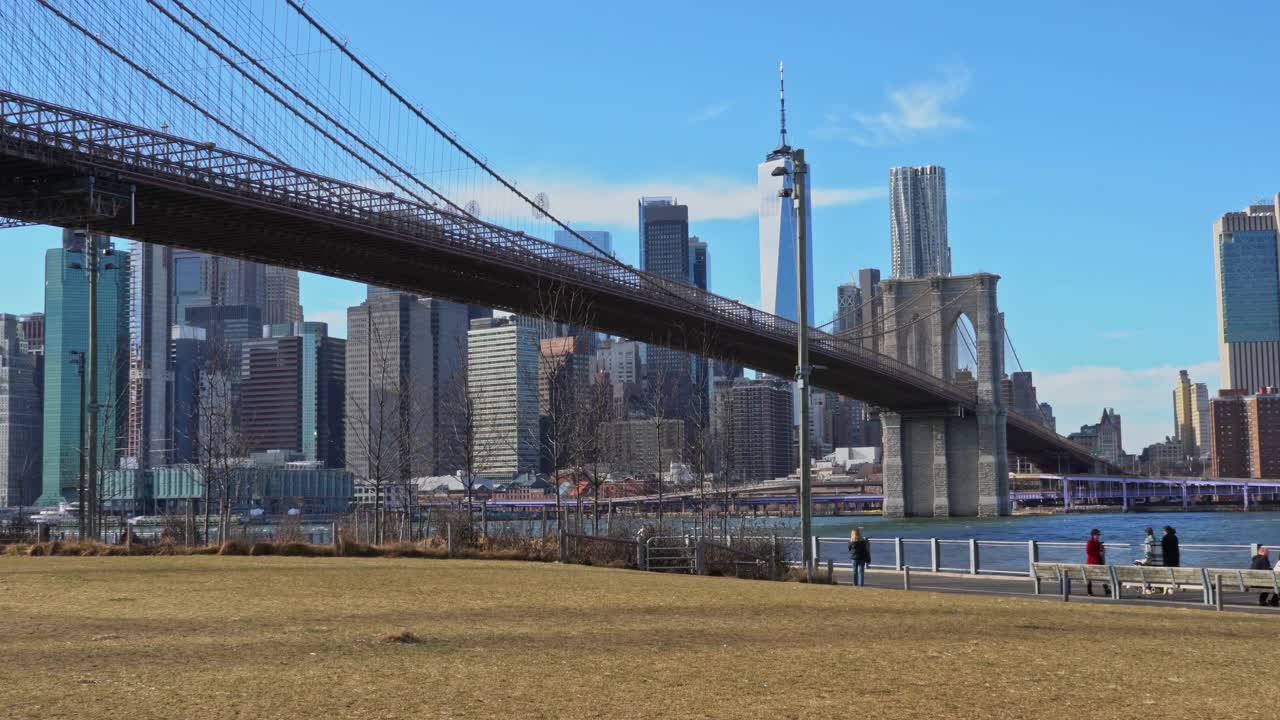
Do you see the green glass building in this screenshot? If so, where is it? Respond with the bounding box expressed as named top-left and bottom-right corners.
top-left (37, 231), bottom-right (130, 506)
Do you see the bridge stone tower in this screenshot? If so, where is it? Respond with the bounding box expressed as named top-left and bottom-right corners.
top-left (879, 273), bottom-right (1009, 517)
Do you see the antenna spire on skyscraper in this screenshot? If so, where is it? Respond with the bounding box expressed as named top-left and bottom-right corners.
top-left (778, 61), bottom-right (788, 150)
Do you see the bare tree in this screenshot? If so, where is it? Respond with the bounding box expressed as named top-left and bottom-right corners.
top-left (570, 378), bottom-right (619, 534)
top-left (530, 280), bottom-right (597, 525)
top-left (79, 342), bottom-right (130, 540)
top-left (440, 356), bottom-right (512, 520)
top-left (680, 325), bottom-right (722, 537)
top-left (642, 355), bottom-right (686, 532)
top-left (192, 343), bottom-right (248, 545)
top-left (711, 381), bottom-right (739, 539)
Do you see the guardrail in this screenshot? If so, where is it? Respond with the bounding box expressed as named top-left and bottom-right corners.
top-left (801, 536), bottom-right (1269, 578)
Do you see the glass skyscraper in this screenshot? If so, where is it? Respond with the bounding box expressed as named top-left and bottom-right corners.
top-left (0, 314), bottom-right (41, 506)
top-left (688, 236), bottom-right (708, 291)
top-left (1215, 194), bottom-right (1280, 391)
top-left (127, 241), bottom-right (171, 471)
top-left (889, 166), bottom-right (951, 279)
top-left (758, 151), bottom-right (813, 322)
top-left (639, 198), bottom-right (689, 279)
top-left (639, 198), bottom-right (697, 419)
top-left (169, 326), bottom-right (206, 464)
top-left (38, 230), bottom-right (130, 505)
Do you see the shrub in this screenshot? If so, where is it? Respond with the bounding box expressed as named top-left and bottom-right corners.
top-left (248, 542), bottom-right (275, 556)
top-left (783, 566), bottom-right (836, 584)
top-left (153, 538), bottom-right (183, 556)
top-left (217, 540), bottom-right (250, 556)
top-left (276, 542), bottom-right (331, 557)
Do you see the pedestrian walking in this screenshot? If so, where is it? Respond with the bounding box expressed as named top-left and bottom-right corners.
top-left (1250, 546), bottom-right (1278, 607)
top-left (1136, 527), bottom-right (1158, 566)
top-left (848, 528), bottom-right (871, 587)
top-left (1085, 528), bottom-right (1109, 596)
top-left (1134, 526), bottom-right (1160, 594)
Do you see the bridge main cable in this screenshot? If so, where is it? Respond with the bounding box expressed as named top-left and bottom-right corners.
top-left (284, 0), bottom-right (620, 267)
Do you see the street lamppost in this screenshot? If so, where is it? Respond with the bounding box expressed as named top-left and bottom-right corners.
top-left (68, 350), bottom-right (86, 539)
top-left (772, 148), bottom-right (813, 574)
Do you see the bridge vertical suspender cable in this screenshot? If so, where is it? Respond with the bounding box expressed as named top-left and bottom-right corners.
top-left (30, 0), bottom-right (285, 164)
top-left (144, 0), bottom-right (464, 222)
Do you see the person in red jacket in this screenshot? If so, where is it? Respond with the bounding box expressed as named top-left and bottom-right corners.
top-left (1085, 529), bottom-right (1109, 596)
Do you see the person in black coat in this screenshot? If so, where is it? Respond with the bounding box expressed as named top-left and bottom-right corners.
top-left (1249, 546), bottom-right (1278, 607)
top-left (848, 528), bottom-right (871, 587)
top-left (1161, 526), bottom-right (1180, 568)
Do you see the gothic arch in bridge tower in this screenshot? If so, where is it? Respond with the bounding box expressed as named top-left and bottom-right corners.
top-left (878, 273), bottom-right (1010, 518)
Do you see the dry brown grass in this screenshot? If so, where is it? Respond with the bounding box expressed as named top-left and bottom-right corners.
top-left (0, 556), bottom-right (1276, 719)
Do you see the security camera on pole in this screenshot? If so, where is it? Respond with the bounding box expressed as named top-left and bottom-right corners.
top-left (793, 152), bottom-right (811, 576)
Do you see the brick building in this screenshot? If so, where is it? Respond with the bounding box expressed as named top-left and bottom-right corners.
top-left (1210, 388), bottom-right (1280, 479)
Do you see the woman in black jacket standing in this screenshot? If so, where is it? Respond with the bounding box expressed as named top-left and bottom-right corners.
top-left (848, 528), bottom-right (871, 587)
top-left (1161, 526), bottom-right (1180, 568)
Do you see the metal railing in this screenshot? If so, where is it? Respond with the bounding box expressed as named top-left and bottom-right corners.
top-left (808, 536), bottom-right (1269, 578)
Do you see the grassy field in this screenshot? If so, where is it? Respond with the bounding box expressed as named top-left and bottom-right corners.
top-left (2, 557), bottom-right (1277, 719)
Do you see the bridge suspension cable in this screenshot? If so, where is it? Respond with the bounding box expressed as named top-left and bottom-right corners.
top-left (3, 0), bottom-right (706, 307)
top-left (835, 287), bottom-right (977, 343)
top-left (820, 283), bottom-right (934, 336)
top-left (282, 0), bottom-right (619, 264)
top-left (147, 0), bottom-right (472, 221)
top-left (956, 318), bottom-right (979, 369)
top-left (1004, 327), bottom-right (1026, 374)
top-left (25, 0), bottom-right (284, 163)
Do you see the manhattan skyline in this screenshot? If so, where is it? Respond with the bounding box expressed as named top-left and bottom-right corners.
top-left (1, 2), bottom-right (1276, 451)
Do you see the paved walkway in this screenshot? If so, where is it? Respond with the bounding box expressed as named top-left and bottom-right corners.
top-left (826, 567), bottom-right (1280, 615)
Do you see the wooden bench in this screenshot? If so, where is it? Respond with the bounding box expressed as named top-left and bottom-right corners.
top-left (1033, 562), bottom-right (1211, 603)
top-left (1204, 568), bottom-right (1280, 600)
top-left (1112, 565), bottom-right (1211, 603)
top-left (1032, 562), bottom-right (1119, 598)
top-left (1031, 562), bottom-right (1062, 595)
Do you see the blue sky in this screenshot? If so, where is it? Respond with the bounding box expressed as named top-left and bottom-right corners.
top-left (4, 1), bottom-right (1278, 450)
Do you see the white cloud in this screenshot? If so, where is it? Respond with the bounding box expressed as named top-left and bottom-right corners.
top-left (456, 176), bottom-right (885, 227)
top-left (307, 308), bottom-right (349, 339)
top-left (1100, 330), bottom-right (1138, 339)
top-left (688, 102), bottom-right (730, 124)
top-left (1035, 361), bottom-right (1219, 453)
top-left (818, 64), bottom-right (971, 146)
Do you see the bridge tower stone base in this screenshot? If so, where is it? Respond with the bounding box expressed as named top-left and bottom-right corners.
top-left (881, 411), bottom-right (1009, 518)
top-left (880, 274), bottom-right (1010, 518)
